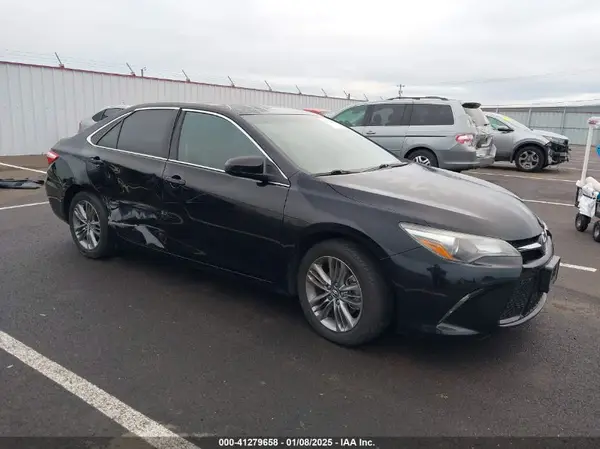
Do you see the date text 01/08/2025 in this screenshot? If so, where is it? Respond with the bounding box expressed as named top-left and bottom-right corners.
top-left (217, 438), bottom-right (376, 447)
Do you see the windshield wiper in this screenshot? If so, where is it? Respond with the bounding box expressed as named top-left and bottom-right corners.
top-left (314, 169), bottom-right (357, 176)
top-left (362, 162), bottom-right (407, 172)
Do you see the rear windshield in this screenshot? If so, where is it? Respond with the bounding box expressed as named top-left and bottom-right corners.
top-left (463, 104), bottom-right (489, 126)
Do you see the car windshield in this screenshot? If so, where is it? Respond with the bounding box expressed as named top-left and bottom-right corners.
top-left (500, 114), bottom-right (531, 131)
top-left (244, 114), bottom-right (401, 175)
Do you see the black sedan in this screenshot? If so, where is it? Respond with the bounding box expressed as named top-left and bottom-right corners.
top-left (45, 103), bottom-right (561, 346)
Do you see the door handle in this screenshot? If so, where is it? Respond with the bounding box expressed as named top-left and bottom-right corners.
top-left (89, 156), bottom-right (104, 165)
top-left (365, 131), bottom-right (376, 135)
top-left (165, 175), bottom-right (186, 186)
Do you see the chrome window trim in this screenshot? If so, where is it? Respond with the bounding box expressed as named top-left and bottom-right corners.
top-left (86, 107), bottom-right (180, 160)
top-left (180, 108), bottom-right (289, 181)
top-left (168, 159), bottom-right (290, 188)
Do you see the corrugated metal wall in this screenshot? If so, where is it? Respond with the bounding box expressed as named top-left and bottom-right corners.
top-left (482, 105), bottom-right (600, 146)
top-left (0, 61), bottom-right (362, 156)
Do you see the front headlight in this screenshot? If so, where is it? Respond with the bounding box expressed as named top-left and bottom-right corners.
top-left (400, 223), bottom-right (522, 266)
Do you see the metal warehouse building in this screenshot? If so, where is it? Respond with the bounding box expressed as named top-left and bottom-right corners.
top-left (482, 104), bottom-right (600, 146)
top-left (0, 61), bottom-right (361, 156)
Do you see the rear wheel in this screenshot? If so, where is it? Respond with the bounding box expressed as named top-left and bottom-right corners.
top-left (407, 149), bottom-right (439, 168)
top-left (68, 191), bottom-right (115, 259)
top-left (593, 222), bottom-right (600, 242)
top-left (514, 146), bottom-right (545, 172)
top-left (297, 239), bottom-right (393, 346)
top-left (575, 213), bottom-right (590, 232)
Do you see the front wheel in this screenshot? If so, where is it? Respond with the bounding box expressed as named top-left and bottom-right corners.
top-left (297, 239), bottom-right (393, 346)
top-left (68, 191), bottom-right (115, 259)
top-left (575, 213), bottom-right (591, 232)
top-left (514, 146), bottom-right (545, 172)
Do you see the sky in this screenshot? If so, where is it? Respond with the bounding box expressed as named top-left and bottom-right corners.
top-left (1, 0), bottom-right (600, 105)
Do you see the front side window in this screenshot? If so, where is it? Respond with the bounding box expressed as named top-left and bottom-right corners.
top-left (487, 116), bottom-right (507, 130)
top-left (117, 109), bottom-right (177, 158)
top-left (366, 104), bottom-right (407, 126)
top-left (409, 104), bottom-right (454, 126)
top-left (332, 105), bottom-right (367, 127)
top-left (245, 114), bottom-right (400, 175)
top-left (177, 112), bottom-right (263, 169)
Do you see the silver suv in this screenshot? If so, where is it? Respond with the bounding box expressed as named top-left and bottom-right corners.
top-left (485, 112), bottom-right (570, 172)
top-left (331, 96), bottom-right (496, 171)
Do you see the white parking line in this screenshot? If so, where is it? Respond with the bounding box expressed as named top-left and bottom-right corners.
top-left (0, 201), bottom-right (49, 211)
top-left (0, 162), bottom-right (46, 174)
top-left (0, 330), bottom-right (200, 449)
top-left (562, 263), bottom-right (597, 272)
top-left (473, 172), bottom-right (575, 183)
top-left (522, 199), bottom-right (571, 206)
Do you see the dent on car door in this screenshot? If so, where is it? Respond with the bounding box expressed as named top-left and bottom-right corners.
top-left (161, 110), bottom-right (289, 282)
top-left (86, 107), bottom-right (179, 249)
top-left (361, 104), bottom-right (409, 156)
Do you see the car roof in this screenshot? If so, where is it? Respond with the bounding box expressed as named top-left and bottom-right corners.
top-left (124, 102), bottom-right (313, 116)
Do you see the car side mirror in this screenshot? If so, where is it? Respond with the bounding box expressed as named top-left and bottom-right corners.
top-left (224, 155), bottom-right (269, 182)
top-left (497, 126), bottom-right (513, 133)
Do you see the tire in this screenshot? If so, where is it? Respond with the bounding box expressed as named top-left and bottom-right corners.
top-left (575, 213), bottom-right (590, 232)
top-left (593, 222), bottom-right (600, 242)
top-left (407, 149), bottom-right (439, 168)
top-left (514, 146), bottom-right (545, 172)
top-left (297, 239), bottom-right (393, 346)
top-left (68, 191), bottom-right (114, 259)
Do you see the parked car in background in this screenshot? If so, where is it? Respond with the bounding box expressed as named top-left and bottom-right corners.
top-left (484, 112), bottom-right (570, 172)
top-left (45, 102), bottom-right (559, 346)
top-left (330, 96), bottom-right (496, 171)
top-left (78, 105), bottom-right (129, 133)
top-left (303, 108), bottom-right (331, 116)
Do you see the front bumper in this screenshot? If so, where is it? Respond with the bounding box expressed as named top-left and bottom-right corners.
top-left (547, 143), bottom-right (570, 165)
top-left (384, 235), bottom-right (559, 336)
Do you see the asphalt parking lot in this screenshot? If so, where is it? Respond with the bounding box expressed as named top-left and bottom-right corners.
top-left (1, 149), bottom-right (600, 444)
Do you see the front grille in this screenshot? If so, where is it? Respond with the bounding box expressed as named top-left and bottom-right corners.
top-left (510, 234), bottom-right (545, 264)
top-left (499, 272), bottom-right (543, 321)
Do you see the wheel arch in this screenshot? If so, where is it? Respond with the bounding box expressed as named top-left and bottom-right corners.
top-left (286, 223), bottom-right (391, 296)
top-left (511, 141), bottom-right (548, 164)
top-left (62, 184), bottom-right (101, 223)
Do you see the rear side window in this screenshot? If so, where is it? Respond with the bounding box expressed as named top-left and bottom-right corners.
top-left (177, 111), bottom-right (263, 169)
top-left (409, 104), bottom-right (454, 126)
top-left (96, 122), bottom-right (122, 149)
top-left (117, 109), bottom-right (178, 158)
top-left (366, 104), bottom-right (407, 126)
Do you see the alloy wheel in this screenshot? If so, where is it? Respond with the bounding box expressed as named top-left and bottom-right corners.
top-left (72, 200), bottom-right (102, 250)
top-left (305, 256), bottom-right (363, 332)
top-left (518, 150), bottom-right (540, 170)
top-left (413, 155), bottom-right (431, 166)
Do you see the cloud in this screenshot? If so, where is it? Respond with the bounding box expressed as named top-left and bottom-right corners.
top-left (1, 0), bottom-right (599, 104)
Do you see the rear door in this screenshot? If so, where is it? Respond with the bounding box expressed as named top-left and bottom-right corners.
top-left (405, 103), bottom-right (455, 152)
top-left (361, 103), bottom-right (410, 156)
top-left (86, 107), bottom-right (179, 249)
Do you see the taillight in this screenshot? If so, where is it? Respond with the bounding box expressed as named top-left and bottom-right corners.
top-left (46, 150), bottom-right (59, 165)
top-left (456, 134), bottom-right (474, 145)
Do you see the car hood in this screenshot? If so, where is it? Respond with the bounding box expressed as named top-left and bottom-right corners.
top-left (532, 129), bottom-right (568, 141)
top-left (322, 163), bottom-right (543, 241)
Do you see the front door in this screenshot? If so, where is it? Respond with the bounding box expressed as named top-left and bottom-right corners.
top-left (487, 115), bottom-right (515, 160)
top-left (161, 110), bottom-right (290, 282)
top-left (85, 107), bottom-right (179, 250)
